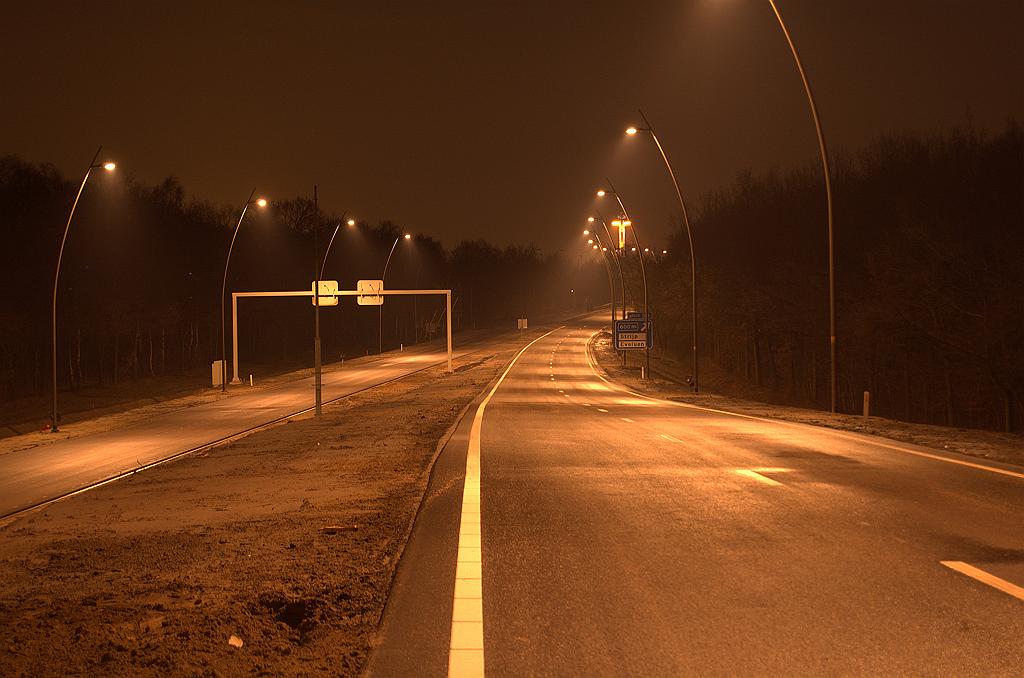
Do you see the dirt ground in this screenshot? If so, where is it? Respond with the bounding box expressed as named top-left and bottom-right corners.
top-left (0, 341), bottom-right (520, 677)
top-left (591, 332), bottom-right (1024, 468)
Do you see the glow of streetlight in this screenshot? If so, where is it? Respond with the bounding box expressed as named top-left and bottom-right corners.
top-left (602, 247), bottom-right (608, 252)
top-left (662, 249), bottom-right (667, 255)
top-left (583, 229), bottom-right (590, 236)
top-left (587, 239), bottom-right (594, 245)
top-left (596, 189), bottom-right (606, 197)
top-left (592, 245), bottom-right (598, 250)
top-left (625, 127), bottom-right (638, 135)
top-left (102, 162), bottom-right (116, 171)
top-left (347, 219), bottom-right (356, 226)
top-left (611, 219), bottom-right (621, 227)
top-left (404, 233), bottom-right (412, 240)
top-left (256, 198), bottom-right (267, 207)
top-left (587, 216), bottom-right (595, 223)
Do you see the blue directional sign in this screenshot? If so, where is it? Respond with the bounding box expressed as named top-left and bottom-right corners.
top-left (613, 317), bottom-right (652, 350)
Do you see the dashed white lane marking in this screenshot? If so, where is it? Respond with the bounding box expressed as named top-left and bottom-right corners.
top-left (940, 561), bottom-right (1024, 601)
top-left (582, 330), bottom-right (1024, 483)
top-left (596, 408), bottom-right (609, 413)
top-left (448, 327), bottom-right (561, 678)
top-left (659, 433), bottom-right (683, 443)
top-left (621, 417), bottom-right (635, 423)
top-left (734, 469), bottom-right (784, 486)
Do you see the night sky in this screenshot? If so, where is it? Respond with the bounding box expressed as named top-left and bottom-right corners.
top-left (3, 1), bottom-right (1020, 253)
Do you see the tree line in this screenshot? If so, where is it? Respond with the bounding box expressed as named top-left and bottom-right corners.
top-left (646, 122), bottom-right (1022, 432)
top-left (0, 159), bottom-right (585, 406)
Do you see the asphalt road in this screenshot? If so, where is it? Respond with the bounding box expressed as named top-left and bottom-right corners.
top-left (0, 343), bottom-right (470, 518)
top-left (369, 315), bottom-right (1024, 677)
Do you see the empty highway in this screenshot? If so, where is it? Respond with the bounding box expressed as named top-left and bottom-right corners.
top-left (370, 314), bottom-right (1024, 677)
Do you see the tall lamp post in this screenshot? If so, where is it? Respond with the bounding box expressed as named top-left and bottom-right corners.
top-left (598, 181), bottom-right (652, 379)
top-left (583, 227), bottom-right (616, 326)
top-left (589, 213), bottom-right (629, 319)
top-left (220, 190), bottom-right (267, 392)
top-left (379, 233), bottom-right (412, 354)
top-left (766, 0), bottom-right (837, 412)
top-left (319, 213), bottom-right (356, 279)
top-left (50, 146), bottom-right (116, 432)
top-left (311, 186), bottom-right (323, 416)
top-left (627, 109), bottom-right (699, 393)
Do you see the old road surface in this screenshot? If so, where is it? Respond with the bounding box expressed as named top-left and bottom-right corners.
top-left (0, 342), bottom-right (474, 518)
top-left (368, 312), bottom-right (1024, 677)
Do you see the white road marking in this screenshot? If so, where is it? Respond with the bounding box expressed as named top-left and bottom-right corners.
top-left (582, 403), bottom-right (591, 407)
top-left (621, 417), bottom-right (635, 423)
top-left (659, 433), bottom-right (684, 443)
top-left (596, 408), bottom-right (609, 413)
top-left (448, 327), bottom-right (561, 678)
top-left (734, 469), bottom-right (784, 486)
top-left (940, 561), bottom-right (1024, 601)
top-left (581, 330), bottom-right (1024, 483)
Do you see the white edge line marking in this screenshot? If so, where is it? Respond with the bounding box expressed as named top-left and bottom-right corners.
top-left (596, 408), bottom-right (609, 413)
top-left (621, 417), bottom-right (635, 423)
top-left (583, 330), bottom-right (1024, 482)
top-left (448, 325), bottom-right (562, 678)
top-left (659, 433), bottom-right (683, 443)
top-left (735, 469), bottom-right (784, 486)
top-left (940, 561), bottom-right (1024, 601)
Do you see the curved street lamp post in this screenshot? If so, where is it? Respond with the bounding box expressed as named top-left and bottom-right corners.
top-left (627, 109), bottom-right (699, 393)
top-left (50, 146), bottom-right (116, 431)
top-left (220, 189), bottom-right (267, 392)
top-left (319, 213), bottom-right (355, 279)
top-left (598, 181), bottom-right (651, 379)
top-left (583, 225), bottom-right (616, 326)
top-left (766, 0), bottom-right (837, 412)
top-left (379, 233), bottom-right (412, 354)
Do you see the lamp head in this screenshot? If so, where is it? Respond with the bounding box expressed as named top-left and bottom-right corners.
top-left (596, 189), bottom-right (606, 198)
top-left (346, 219), bottom-right (356, 226)
top-left (625, 127), bottom-right (638, 136)
top-left (587, 239), bottom-right (594, 245)
top-left (592, 245), bottom-right (598, 250)
top-left (583, 229), bottom-right (590, 236)
top-left (255, 198), bottom-right (268, 208)
top-left (102, 162), bottom-right (116, 171)
top-left (587, 216), bottom-right (595, 223)
top-left (403, 233), bottom-right (412, 240)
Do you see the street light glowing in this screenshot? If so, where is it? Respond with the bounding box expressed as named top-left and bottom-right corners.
top-left (255, 198), bottom-right (268, 208)
top-left (662, 249), bottom-right (668, 255)
top-left (583, 229), bottom-right (590, 236)
top-left (404, 233), bottom-right (412, 240)
top-left (611, 219), bottom-right (621, 227)
top-left (587, 216), bottom-right (595, 223)
top-left (602, 247), bottom-right (608, 252)
top-left (587, 239), bottom-right (594, 245)
top-left (596, 190), bottom-right (606, 197)
top-left (626, 127), bottom-right (638, 135)
top-left (347, 219), bottom-right (356, 226)
top-left (102, 162), bottom-right (116, 171)
top-left (592, 245), bottom-right (599, 250)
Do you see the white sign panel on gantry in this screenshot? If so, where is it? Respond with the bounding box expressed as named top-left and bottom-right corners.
top-left (357, 279), bottom-right (384, 306)
top-left (311, 280), bottom-right (339, 306)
